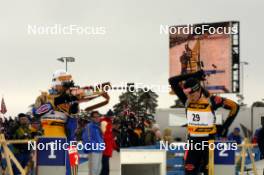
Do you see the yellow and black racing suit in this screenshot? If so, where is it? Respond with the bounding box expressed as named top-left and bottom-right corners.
top-left (35, 91), bottom-right (79, 137)
top-left (169, 71), bottom-right (239, 175)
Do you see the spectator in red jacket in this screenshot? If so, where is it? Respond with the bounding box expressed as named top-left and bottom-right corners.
top-left (100, 110), bottom-right (117, 175)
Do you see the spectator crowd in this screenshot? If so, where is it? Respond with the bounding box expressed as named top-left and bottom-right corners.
top-left (0, 111), bottom-right (264, 175)
top-left (0, 109), bottom-right (119, 175)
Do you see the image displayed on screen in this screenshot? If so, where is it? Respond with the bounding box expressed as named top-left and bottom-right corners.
top-left (169, 22), bottom-right (238, 93)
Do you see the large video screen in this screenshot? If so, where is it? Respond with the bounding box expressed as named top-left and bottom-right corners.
top-left (169, 21), bottom-right (239, 93)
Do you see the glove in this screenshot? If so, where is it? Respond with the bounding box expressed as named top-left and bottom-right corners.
top-left (217, 125), bottom-right (228, 138)
top-left (220, 128), bottom-right (229, 138)
top-left (220, 116), bottom-right (236, 137)
top-left (192, 70), bottom-right (206, 81)
top-left (196, 70), bottom-right (206, 81)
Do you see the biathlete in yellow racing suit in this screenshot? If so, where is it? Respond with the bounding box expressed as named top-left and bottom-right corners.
top-left (169, 70), bottom-right (240, 175)
top-left (33, 69), bottom-right (110, 175)
top-left (33, 70), bottom-right (79, 138)
top-left (33, 70), bottom-right (80, 175)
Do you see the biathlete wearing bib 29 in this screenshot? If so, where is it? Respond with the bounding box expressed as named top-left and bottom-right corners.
top-left (187, 97), bottom-right (217, 137)
top-left (169, 70), bottom-right (239, 175)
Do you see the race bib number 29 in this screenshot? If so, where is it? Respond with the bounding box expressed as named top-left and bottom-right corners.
top-left (187, 111), bottom-right (215, 126)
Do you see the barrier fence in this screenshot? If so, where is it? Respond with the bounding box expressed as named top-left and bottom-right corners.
top-left (0, 134), bottom-right (261, 175)
top-left (129, 139), bottom-right (261, 175)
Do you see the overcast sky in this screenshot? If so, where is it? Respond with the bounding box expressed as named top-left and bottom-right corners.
top-left (0, 0), bottom-right (263, 116)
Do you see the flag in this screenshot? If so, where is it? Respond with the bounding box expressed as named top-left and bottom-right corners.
top-left (0, 97), bottom-right (7, 114)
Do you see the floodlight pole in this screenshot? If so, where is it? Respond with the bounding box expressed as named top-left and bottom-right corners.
top-left (65, 60), bottom-right (68, 72)
top-left (57, 57), bottom-right (75, 72)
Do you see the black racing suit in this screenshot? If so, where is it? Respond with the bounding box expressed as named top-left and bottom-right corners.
top-left (169, 71), bottom-right (239, 175)
top-left (257, 127), bottom-right (264, 159)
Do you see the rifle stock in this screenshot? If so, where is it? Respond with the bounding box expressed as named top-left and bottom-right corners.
top-left (72, 82), bottom-right (111, 112)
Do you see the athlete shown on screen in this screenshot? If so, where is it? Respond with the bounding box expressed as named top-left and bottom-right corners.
top-left (169, 70), bottom-right (240, 175)
top-left (180, 44), bottom-right (192, 74)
